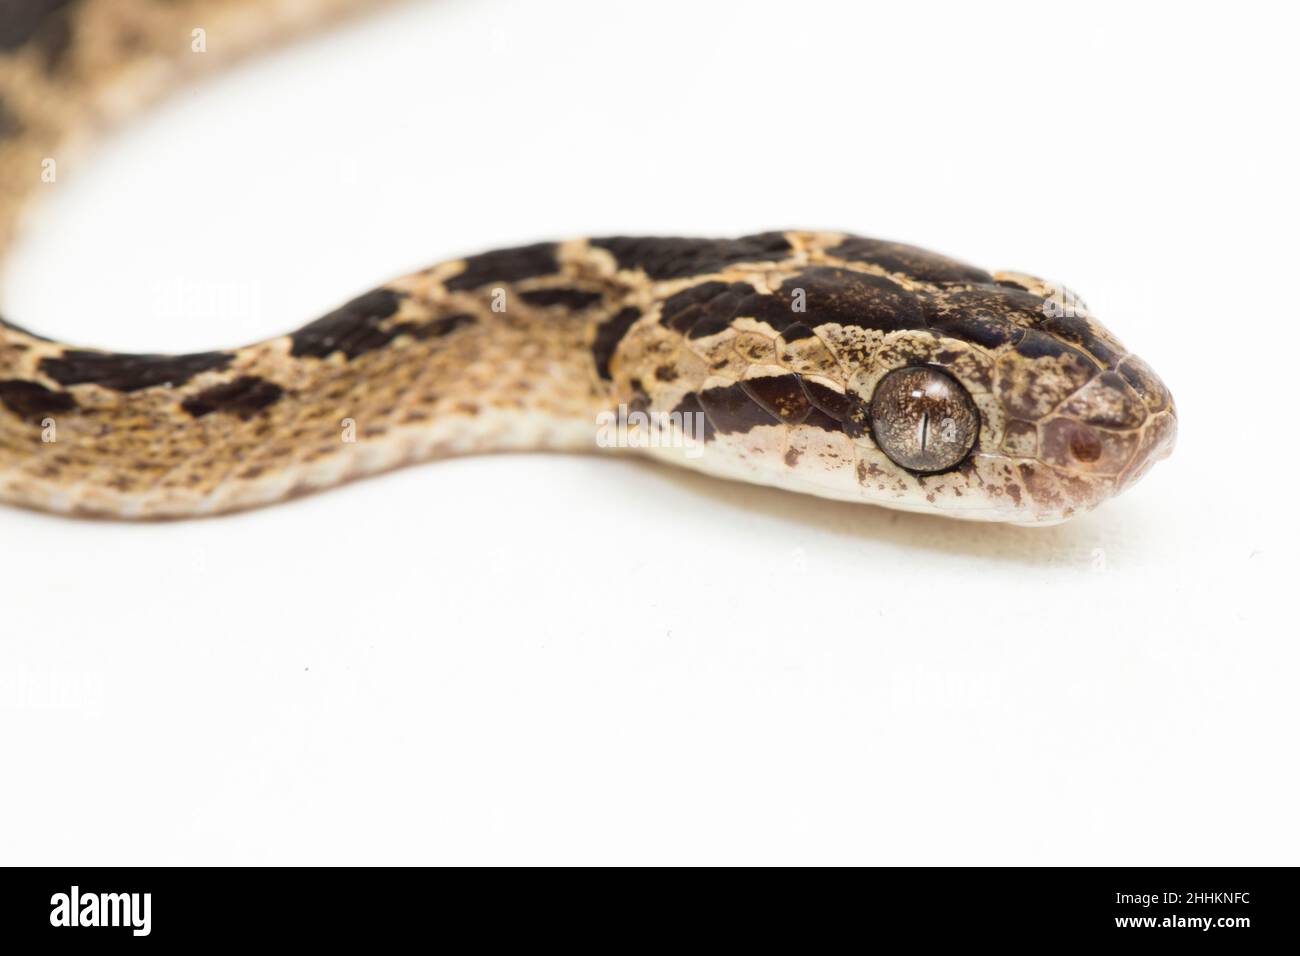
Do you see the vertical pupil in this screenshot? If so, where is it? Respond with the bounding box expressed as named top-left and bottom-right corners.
top-left (869, 366), bottom-right (979, 472)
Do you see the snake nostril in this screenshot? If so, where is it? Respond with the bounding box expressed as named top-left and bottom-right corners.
top-left (1069, 426), bottom-right (1102, 463)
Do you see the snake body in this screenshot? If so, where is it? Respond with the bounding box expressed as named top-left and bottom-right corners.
top-left (0, 0), bottom-right (1175, 523)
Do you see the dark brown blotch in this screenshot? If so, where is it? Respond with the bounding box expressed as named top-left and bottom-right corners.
top-left (803, 407), bottom-right (843, 431)
top-left (1014, 328), bottom-right (1089, 362)
top-left (670, 393), bottom-right (716, 442)
top-left (781, 323), bottom-right (817, 342)
top-left (181, 376), bottom-right (285, 420)
top-left (444, 243), bottom-right (559, 291)
top-left (591, 233), bottom-right (792, 280)
top-left (659, 268), bottom-right (926, 339)
top-left (1039, 316), bottom-right (1123, 368)
top-left (800, 378), bottom-right (870, 437)
top-left (290, 288), bottom-right (407, 360)
top-left (40, 349), bottom-right (234, 393)
top-left (660, 281), bottom-right (748, 334)
top-left (675, 376), bottom-right (861, 439)
top-left (591, 306), bottom-right (643, 380)
top-left (519, 288), bottom-right (603, 310)
top-left (800, 379), bottom-right (854, 420)
top-left (404, 313), bottom-right (476, 340)
top-left (924, 292), bottom-right (1025, 349)
top-left (0, 379), bottom-right (76, 421)
top-left (775, 268), bottom-right (924, 333)
top-left (0, 0), bottom-right (76, 54)
top-left (828, 236), bottom-right (992, 285)
top-left (740, 374), bottom-right (812, 424)
top-left (696, 382), bottom-right (781, 435)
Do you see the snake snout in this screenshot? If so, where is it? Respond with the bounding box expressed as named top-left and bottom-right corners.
top-left (1113, 355), bottom-right (1177, 488)
top-left (1118, 402), bottom-right (1177, 491)
top-left (1039, 357), bottom-right (1176, 496)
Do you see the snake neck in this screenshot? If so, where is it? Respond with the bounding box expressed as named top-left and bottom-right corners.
top-left (0, 268), bottom-right (629, 516)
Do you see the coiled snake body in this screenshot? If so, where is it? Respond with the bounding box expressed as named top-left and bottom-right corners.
top-left (0, 0), bottom-right (1176, 523)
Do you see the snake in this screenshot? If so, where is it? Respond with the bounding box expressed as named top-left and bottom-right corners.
top-left (0, 0), bottom-right (1176, 524)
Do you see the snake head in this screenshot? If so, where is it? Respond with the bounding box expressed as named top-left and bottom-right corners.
top-left (596, 232), bottom-right (1175, 525)
top-left (834, 265), bottom-right (1177, 524)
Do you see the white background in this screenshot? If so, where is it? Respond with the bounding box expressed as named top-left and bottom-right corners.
top-left (1, 0), bottom-right (1296, 864)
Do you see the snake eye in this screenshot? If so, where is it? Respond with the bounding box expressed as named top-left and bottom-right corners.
top-left (870, 366), bottom-right (979, 473)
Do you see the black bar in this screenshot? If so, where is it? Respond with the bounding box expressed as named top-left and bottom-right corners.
top-left (0, 866), bottom-right (1294, 945)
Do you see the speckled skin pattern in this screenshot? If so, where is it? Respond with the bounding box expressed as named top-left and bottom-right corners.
top-left (0, 0), bottom-right (1175, 522)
